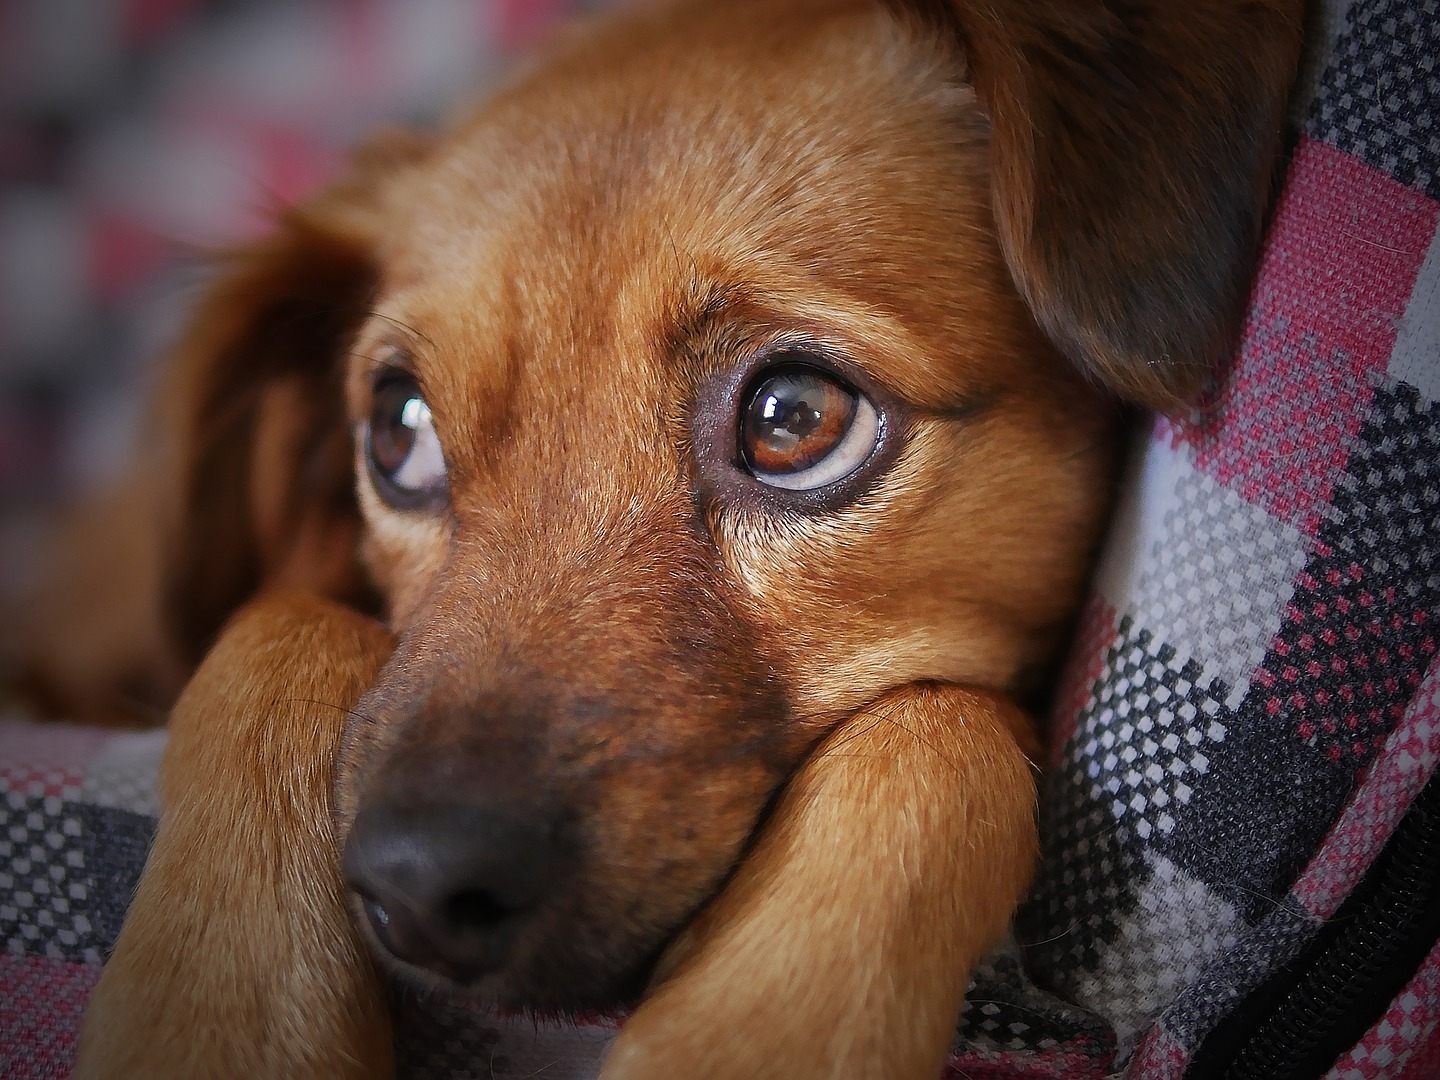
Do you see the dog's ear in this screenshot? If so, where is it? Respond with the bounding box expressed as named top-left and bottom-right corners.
top-left (919, 0), bottom-right (1303, 411)
top-left (160, 131), bottom-right (429, 663)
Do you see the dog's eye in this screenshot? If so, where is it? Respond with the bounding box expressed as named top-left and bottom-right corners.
top-left (366, 371), bottom-right (447, 507)
top-left (740, 364), bottom-right (879, 490)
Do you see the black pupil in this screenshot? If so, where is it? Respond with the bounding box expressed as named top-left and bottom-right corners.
top-left (369, 375), bottom-right (424, 479)
top-left (760, 393), bottom-right (822, 444)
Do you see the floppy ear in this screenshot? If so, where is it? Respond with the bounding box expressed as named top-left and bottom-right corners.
top-left (931, 0), bottom-right (1304, 411)
top-left (159, 131), bottom-right (430, 663)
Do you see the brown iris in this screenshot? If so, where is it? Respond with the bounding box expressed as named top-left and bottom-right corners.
top-left (741, 365), bottom-right (858, 476)
top-left (365, 369), bottom-right (448, 509)
top-left (369, 373), bottom-right (423, 479)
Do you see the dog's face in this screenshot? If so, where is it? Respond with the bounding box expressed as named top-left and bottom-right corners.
top-left (155, 0), bottom-right (1300, 1010)
top-left (333, 2), bottom-right (1115, 1006)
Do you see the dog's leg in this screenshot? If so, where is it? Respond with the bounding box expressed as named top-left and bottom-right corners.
top-left (602, 684), bottom-right (1038, 1080)
top-left (74, 593), bottom-right (394, 1079)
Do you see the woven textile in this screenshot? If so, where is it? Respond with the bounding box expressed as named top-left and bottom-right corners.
top-left (2, 0), bottom-right (1438, 1077)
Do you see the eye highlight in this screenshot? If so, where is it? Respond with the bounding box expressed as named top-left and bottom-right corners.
top-left (365, 369), bottom-right (448, 509)
top-left (739, 364), bottom-right (880, 491)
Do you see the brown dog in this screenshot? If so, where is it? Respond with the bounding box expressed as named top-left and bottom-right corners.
top-left (19, 0), bottom-right (1303, 1076)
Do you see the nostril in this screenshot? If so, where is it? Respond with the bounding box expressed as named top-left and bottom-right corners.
top-left (367, 898), bottom-right (393, 933)
top-left (444, 888), bottom-right (514, 930)
top-left (362, 897), bottom-right (395, 948)
top-left (357, 894), bottom-right (435, 968)
top-left (344, 796), bottom-right (566, 981)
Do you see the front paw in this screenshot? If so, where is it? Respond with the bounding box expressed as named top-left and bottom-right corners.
top-left (73, 594), bottom-right (395, 1079)
top-left (600, 684), bottom-right (1038, 1080)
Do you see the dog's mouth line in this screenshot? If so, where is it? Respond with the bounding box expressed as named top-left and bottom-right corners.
top-left (348, 892), bottom-right (511, 1002)
top-left (336, 709), bottom-right (832, 1012)
top-left (343, 819), bottom-right (765, 1015)
top-left (345, 879), bottom-right (663, 1014)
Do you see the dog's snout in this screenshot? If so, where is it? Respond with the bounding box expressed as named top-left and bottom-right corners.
top-left (342, 798), bottom-right (564, 983)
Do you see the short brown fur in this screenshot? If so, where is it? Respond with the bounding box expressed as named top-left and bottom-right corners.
top-left (16, 0), bottom-right (1303, 1075)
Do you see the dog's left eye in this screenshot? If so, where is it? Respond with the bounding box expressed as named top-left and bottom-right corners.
top-left (740, 364), bottom-right (880, 491)
top-left (366, 371), bottom-right (448, 508)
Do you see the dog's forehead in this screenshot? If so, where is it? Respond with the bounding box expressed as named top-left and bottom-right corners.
top-left (357, 0), bottom-right (1014, 496)
top-left (378, 0), bottom-right (989, 320)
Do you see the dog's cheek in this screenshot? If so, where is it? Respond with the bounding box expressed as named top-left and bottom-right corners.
top-left (569, 755), bottom-right (783, 956)
top-left (330, 656), bottom-right (423, 834)
top-left (331, 698), bottom-right (381, 835)
top-left (526, 653), bottom-right (803, 990)
top-left (707, 444), bottom-right (977, 717)
top-left (712, 413), bottom-right (1116, 713)
top-left (356, 488), bottom-right (451, 628)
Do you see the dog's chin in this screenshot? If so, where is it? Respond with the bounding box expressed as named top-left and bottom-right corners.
top-left (376, 958), bottom-right (650, 1016)
top-left (347, 895), bottom-right (668, 1014)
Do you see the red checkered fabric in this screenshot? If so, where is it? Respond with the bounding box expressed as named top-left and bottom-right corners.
top-left (2, 1), bottom-right (1437, 1077)
top-left (1013, 1), bottom-right (1440, 1074)
top-left (1327, 940), bottom-right (1440, 1080)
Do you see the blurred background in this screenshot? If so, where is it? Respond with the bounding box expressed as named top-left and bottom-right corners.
top-left (0, 0), bottom-right (604, 600)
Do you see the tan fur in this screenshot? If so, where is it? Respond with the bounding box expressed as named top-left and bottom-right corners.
top-left (74, 595), bottom-right (394, 1078)
top-left (22, 0), bottom-right (1305, 1075)
top-left (605, 686), bottom-right (1038, 1079)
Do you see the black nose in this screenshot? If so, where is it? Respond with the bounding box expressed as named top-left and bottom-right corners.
top-left (342, 798), bottom-right (565, 983)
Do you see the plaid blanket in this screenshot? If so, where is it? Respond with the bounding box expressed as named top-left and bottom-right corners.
top-left (3, 0), bottom-right (1438, 1077)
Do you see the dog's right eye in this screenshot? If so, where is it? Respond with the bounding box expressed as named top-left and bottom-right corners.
top-left (365, 371), bottom-right (448, 509)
